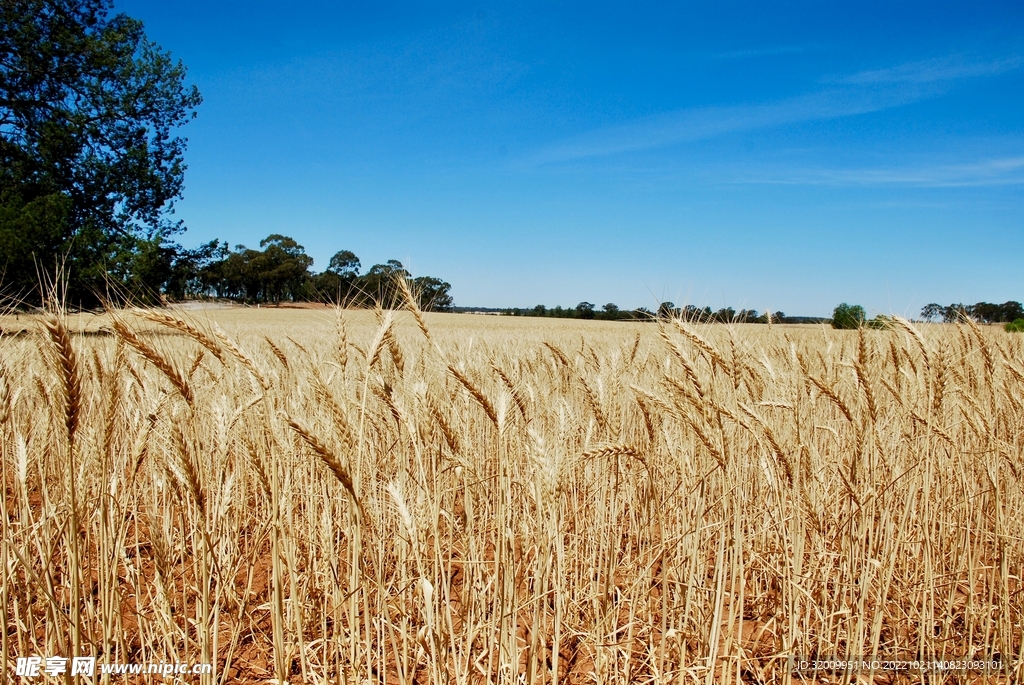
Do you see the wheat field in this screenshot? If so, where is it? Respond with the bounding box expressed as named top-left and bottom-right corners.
top-left (2, 300), bottom-right (1022, 684)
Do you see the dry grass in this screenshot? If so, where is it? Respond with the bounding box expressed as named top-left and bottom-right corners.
top-left (2, 303), bottom-right (1022, 684)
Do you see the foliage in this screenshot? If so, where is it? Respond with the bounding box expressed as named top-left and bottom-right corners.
top-left (0, 0), bottom-right (202, 304)
top-left (176, 238), bottom-right (454, 310)
top-left (921, 301), bottom-right (1024, 324)
top-left (411, 276), bottom-right (454, 312)
top-left (500, 303), bottom-right (796, 323)
top-left (866, 314), bottom-right (892, 330)
top-left (831, 303), bottom-right (866, 329)
top-left (575, 302), bottom-right (595, 319)
top-left (1005, 318), bottom-right (1024, 332)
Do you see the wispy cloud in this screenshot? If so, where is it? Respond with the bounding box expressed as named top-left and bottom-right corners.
top-left (737, 156), bottom-right (1024, 188)
top-left (833, 55), bottom-right (1023, 85)
top-left (527, 54), bottom-right (1022, 165)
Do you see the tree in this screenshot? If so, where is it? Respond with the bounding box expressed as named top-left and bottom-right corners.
top-left (251, 235), bottom-right (312, 303)
top-left (920, 303), bottom-right (944, 322)
top-left (601, 303), bottom-right (620, 320)
top-left (359, 259), bottom-right (410, 307)
top-left (328, 250), bottom-right (361, 278)
top-left (831, 303), bottom-right (865, 329)
top-left (413, 276), bottom-right (453, 312)
top-left (712, 307), bottom-right (736, 323)
top-left (1, 0), bottom-right (202, 304)
top-left (681, 305), bottom-right (712, 322)
top-left (943, 304), bottom-right (969, 323)
top-left (575, 301), bottom-right (595, 319)
top-left (309, 249), bottom-right (361, 303)
top-left (1000, 301), bottom-right (1024, 322)
top-left (657, 301), bottom-right (677, 319)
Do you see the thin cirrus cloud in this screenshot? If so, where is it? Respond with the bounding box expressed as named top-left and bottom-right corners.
top-left (738, 156), bottom-right (1024, 188)
top-left (527, 54), bottom-right (1021, 166)
top-left (831, 54), bottom-right (1023, 85)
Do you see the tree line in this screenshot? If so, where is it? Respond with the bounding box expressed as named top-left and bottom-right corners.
top-left (499, 301), bottom-right (821, 323)
top-left (919, 301), bottom-right (1024, 324)
top-left (830, 302), bottom-right (1024, 330)
top-left (142, 235), bottom-right (453, 310)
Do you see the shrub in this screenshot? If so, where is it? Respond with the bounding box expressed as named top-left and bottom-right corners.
top-left (867, 315), bottom-right (892, 330)
top-left (831, 303), bottom-right (866, 330)
top-left (1005, 318), bottom-right (1024, 332)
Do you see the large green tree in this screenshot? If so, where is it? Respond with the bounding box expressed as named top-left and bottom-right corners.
top-left (831, 302), bottom-right (866, 329)
top-left (0, 0), bottom-right (201, 304)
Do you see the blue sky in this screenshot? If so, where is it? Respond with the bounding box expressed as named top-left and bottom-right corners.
top-left (117, 1), bottom-right (1023, 315)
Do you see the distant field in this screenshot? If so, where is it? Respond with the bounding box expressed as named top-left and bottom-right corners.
top-left (2, 305), bottom-right (1021, 683)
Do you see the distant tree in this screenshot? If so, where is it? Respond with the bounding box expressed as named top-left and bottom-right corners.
top-left (831, 303), bottom-right (866, 329)
top-left (359, 259), bottom-right (410, 307)
top-left (633, 307), bottom-right (654, 319)
top-left (311, 249), bottom-right (361, 302)
top-left (657, 302), bottom-right (677, 319)
top-left (328, 250), bottom-right (361, 278)
top-left (680, 305), bottom-right (711, 322)
top-left (576, 302), bottom-right (595, 319)
top-left (252, 235), bottom-right (312, 303)
top-left (1000, 301), bottom-right (1024, 322)
top-left (532, 304), bottom-right (547, 317)
top-left (867, 314), bottom-right (893, 330)
top-left (971, 301), bottom-right (1024, 323)
top-left (164, 239), bottom-right (226, 300)
top-left (943, 304), bottom-right (969, 323)
top-left (713, 307), bottom-right (736, 323)
top-left (413, 276), bottom-right (453, 311)
top-left (920, 303), bottom-right (944, 322)
top-left (601, 303), bottom-right (620, 320)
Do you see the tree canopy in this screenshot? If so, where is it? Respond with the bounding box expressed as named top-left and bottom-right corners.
top-left (920, 301), bottom-right (1024, 324)
top-left (169, 237), bottom-right (453, 311)
top-left (831, 303), bottom-right (866, 329)
top-left (1, 0), bottom-right (201, 304)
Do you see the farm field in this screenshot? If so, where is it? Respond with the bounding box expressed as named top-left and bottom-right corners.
top-left (2, 304), bottom-right (1022, 684)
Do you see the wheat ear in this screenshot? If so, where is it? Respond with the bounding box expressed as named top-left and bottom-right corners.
top-left (44, 315), bottom-right (81, 446)
top-left (671, 319), bottom-right (728, 369)
top-left (263, 336), bottom-right (289, 369)
top-left (213, 324), bottom-right (269, 390)
top-left (581, 443), bottom-right (641, 460)
top-left (0, 366), bottom-right (10, 426)
top-left (447, 363), bottom-right (499, 426)
top-left (112, 319), bottom-right (194, 406)
top-left (135, 309), bottom-right (226, 364)
top-left (397, 276), bottom-right (433, 343)
top-left (286, 417), bottom-right (364, 520)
